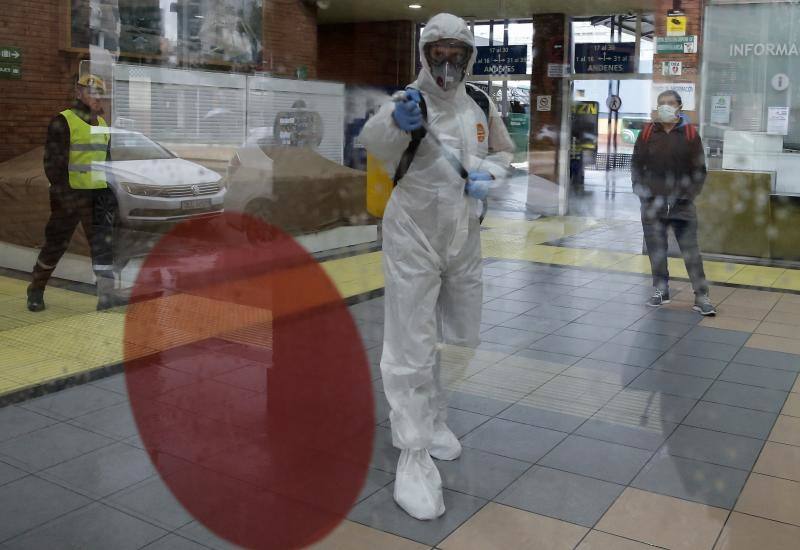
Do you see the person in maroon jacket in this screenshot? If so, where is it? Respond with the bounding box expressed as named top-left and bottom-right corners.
top-left (631, 90), bottom-right (716, 316)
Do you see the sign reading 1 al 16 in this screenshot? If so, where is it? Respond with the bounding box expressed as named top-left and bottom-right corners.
top-left (574, 43), bottom-right (635, 74)
top-left (472, 45), bottom-right (528, 76)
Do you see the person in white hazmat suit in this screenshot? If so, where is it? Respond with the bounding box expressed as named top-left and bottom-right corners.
top-left (359, 13), bottom-right (514, 520)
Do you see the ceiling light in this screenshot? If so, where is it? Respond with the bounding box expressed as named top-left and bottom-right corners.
top-left (408, 4), bottom-right (423, 9)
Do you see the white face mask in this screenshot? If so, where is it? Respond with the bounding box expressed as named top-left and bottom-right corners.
top-left (656, 104), bottom-right (678, 123)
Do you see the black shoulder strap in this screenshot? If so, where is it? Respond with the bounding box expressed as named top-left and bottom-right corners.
top-left (465, 82), bottom-right (491, 120)
top-left (392, 84), bottom-right (491, 186)
top-left (392, 88), bottom-right (428, 185)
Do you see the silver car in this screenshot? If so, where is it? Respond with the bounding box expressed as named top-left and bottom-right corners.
top-left (100, 129), bottom-right (225, 225)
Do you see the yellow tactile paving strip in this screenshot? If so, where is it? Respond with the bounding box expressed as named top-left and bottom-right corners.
top-left (323, 215), bottom-right (800, 294)
top-left (1, 214), bottom-right (800, 398)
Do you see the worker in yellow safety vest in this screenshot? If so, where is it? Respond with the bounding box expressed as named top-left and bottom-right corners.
top-left (27, 74), bottom-right (120, 311)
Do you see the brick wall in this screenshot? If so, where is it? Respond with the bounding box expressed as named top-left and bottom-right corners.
top-left (0, 1), bottom-right (78, 162)
top-left (263, 0), bottom-right (318, 78)
top-left (653, 0), bottom-right (704, 121)
top-left (317, 21), bottom-right (415, 87)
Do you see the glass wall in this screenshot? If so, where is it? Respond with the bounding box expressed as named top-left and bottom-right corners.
top-left (702, 0), bottom-right (800, 193)
top-left (571, 18), bottom-right (654, 140)
top-left (5, 4), bottom-right (800, 549)
top-left (69, 0), bottom-right (263, 69)
top-left (567, 16), bottom-right (654, 219)
top-left (469, 19), bottom-right (533, 166)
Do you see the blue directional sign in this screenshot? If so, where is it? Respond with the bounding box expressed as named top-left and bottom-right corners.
top-left (574, 43), bottom-right (635, 74)
top-left (472, 45), bottom-right (528, 76)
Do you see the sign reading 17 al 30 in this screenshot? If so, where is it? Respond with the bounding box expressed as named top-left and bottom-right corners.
top-left (472, 45), bottom-right (528, 76)
top-left (573, 43), bottom-right (635, 74)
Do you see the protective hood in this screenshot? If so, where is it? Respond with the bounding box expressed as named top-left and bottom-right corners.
top-left (417, 13), bottom-right (477, 100)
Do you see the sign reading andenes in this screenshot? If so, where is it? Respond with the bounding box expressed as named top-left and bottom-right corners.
top-left (574, 43), bottom-right (635, 74)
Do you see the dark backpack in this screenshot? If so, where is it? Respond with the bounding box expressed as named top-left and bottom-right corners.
top-left (640, 121), bottom-right (697, 143)
top-left (392, 83), bottom-right (492, 185)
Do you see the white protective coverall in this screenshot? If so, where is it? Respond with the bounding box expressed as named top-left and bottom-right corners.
top-left (359, 13), bottom-right (514, 520)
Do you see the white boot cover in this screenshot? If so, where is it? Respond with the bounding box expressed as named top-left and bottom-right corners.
top-left (394, 449), bottom-right (445, 520)
top-left (429, 422), bottom-right (462, 461)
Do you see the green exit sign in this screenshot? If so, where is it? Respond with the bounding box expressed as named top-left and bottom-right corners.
top-left (0, 63), bottom-right (21, 79)
top-left (0, 46), bottom-right (21, 63)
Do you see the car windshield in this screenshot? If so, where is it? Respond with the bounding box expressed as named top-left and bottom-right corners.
top-left (110, 132), bottom-right (175, 161)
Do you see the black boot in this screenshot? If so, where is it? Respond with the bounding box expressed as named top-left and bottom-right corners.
top-left (96, 275), bottom-right (130, 311)
top-left (26, 286), bottom-right (45, 312)
top-left (96, 276), bottom-right (114, 311)
top-left (29, 261), bottom-right (55, 312)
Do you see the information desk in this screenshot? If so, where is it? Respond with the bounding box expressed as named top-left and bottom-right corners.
top-left (696, 170), bottom-right (800, 261)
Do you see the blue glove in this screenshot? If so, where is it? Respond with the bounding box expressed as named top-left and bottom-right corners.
top-left (392, 90), bottom-right (423, 131)
top-left (465, 171), bottom-right (493, 200)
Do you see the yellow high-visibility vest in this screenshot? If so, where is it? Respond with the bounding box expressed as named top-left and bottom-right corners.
top-left (61, 109), bottom-right (109, 190)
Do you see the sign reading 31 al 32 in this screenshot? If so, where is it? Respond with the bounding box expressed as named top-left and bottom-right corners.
top-left (472, 45), bottom-right (528, 76)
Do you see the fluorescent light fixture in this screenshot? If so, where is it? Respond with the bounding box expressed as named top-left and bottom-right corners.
top-left (408, 4), bottom-right (423, 9)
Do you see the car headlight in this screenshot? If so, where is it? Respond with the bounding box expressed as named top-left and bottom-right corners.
top-left (121, 182), bottom-right (164, 197)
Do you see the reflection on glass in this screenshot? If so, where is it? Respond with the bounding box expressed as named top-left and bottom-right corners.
top-left (69, 0), bottom-right (263, 69)
top-left (110, 131), bottom-right (175, 161)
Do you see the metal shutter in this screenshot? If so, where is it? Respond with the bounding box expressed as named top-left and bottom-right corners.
top-left (112, 64), bottom-right (246, 145)
top-left (112, 65), bottom-right (345, 162)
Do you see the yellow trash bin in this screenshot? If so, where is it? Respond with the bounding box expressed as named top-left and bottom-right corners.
top-left (366, 153), bottom-right (394, 218)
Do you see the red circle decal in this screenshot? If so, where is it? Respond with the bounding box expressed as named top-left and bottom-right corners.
top-left (124, 212), bottom-right (374, 549)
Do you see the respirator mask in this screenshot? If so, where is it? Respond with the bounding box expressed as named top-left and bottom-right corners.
top-left (425, 40), bottom-right (471, 91)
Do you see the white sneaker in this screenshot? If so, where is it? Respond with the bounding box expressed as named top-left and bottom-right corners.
top-left (429, 423), bottom-right (462, 461)
top-left (394, 449), bottom-right (445, 520)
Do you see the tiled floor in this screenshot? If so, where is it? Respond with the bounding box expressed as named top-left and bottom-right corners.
top-left (547, 220), bottom-right (645, 254)
top-left (0, 259), bottom-right (799, 548)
